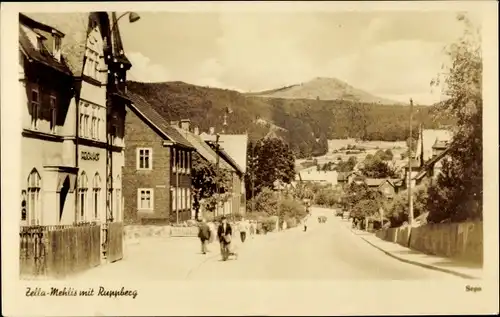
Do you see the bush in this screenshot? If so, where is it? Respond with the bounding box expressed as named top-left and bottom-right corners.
top-left (261, 216), bottom-right (278, 233)
top-left (314, 187), bottom-right (342, 207)
top-left (385, 184), bottom-right (428, 227)
top-left (286, 217), bottom-right (298, 228)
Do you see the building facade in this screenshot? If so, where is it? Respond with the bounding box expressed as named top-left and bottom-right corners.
top-left (123, 94), bottom-right (194, 224)
top-left (19, 12), bottom-right (130, 226)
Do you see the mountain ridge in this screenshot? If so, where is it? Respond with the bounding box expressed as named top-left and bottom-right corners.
top-left (126, 80), bottom-right (454, 159)
top-left (246, 77), bottom-right (405, 105)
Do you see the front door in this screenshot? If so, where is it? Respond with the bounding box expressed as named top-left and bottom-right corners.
top-left (59, 176), bottom-right (70, 223)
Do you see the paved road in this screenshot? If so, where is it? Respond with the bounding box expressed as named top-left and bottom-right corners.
top-left (187, 207), bottom-right (457, 280)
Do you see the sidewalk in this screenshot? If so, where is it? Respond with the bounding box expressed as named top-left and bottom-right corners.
top-left (68, 237), bottom-right (220, 281)
top-left (340, 219), bottom-right (483, 280)
top-left (67, 227), bottom-right (294, 282)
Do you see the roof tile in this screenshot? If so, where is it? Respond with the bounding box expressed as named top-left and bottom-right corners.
top-left (127, 92), bottom-right (193, 148)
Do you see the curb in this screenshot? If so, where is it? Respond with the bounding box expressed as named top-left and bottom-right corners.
top-left (344, 222), bottom-right (481, 280)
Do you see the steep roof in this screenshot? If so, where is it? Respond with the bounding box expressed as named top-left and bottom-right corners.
top-left (19, 23), bottom-right (73, 76)
top-left (110, 12), bottom-right (132, 67)
top-left (21, 12), bottom-right (90, 76)
top-left (126, 92), bottom-right (193, 149)
top-left (415, 128), bottom-right (453, 164)
top-left (201, 134), bottom-right (247, 173)
top-left (21, 12), bottom-right (132, 77)
top-left (415, 145), bottom-right (453, 180)
top-left (172, 127), bottom-right (235, 172)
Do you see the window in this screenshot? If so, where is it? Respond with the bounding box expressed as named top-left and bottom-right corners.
top-left (78, 172), bottom-right (88, 222)
top-left (79, 113), bottom-right (85, 136)
top-left (92, 173), bottom-right (101, 220)
top-left (172, 148), bottom-right (177, 172)
top-left (171, 187), bottom-right (176, 212)
top-left (53, 35), bottom-right (61, 61)
top-left (21, 190), bottom-right (27, 221)
top-left (187, 152), bottom-right (191, 174)
top-left (84, 115), bottom-right (90, 137)
top-left (180, 151), bottom-right (185, 173)
top-left (49, 95), bottom-right (57, 133)
top-left (27, 169), bottom-right (41, 225)
top-left (137, 148), bottom-right (152, 170)
top-left (53, 35), bottom-right (61, 52)
top-left (96, 118), bottom-right (100, 140)
top-left (177, 188), bottom-right (181, 210)
top-left (137, 189), bottom-right (153, 210)
top-left (91, 117), bottom-right (97, 139)
top-left (30, 88), bottom-right (40, 130)
top-left (181, 188), bottom-right (186, 210)
top-left (187, 188), bottom-right (191, 210)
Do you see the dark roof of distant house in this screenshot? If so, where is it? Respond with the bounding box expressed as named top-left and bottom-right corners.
top-left (126, 92), bottom-right (193, 149)
top-left (172, 126), bottom-right (234, 171)
top-left (415, 145), bottom-right (453, 180)
top-left (19, 14), bottom-right (73, 76)
top-left (432, 140), bottom-right (449, 149)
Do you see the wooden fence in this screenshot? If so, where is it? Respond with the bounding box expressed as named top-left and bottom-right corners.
top-left (105, 222), bottom-right (124, 263)
top-left (375, 221), bottom-right (483, 264)
top-left (20, 223), bottom-right (101, 279)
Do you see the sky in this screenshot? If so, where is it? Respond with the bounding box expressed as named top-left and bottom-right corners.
top-left (119, 11), bottom-right (472, 105)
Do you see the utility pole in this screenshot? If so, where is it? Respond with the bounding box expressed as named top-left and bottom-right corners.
top-left (176, 149), bottom-right (179, 224)
top-left (407, 98), bottom-right (414, 225)
top-left (215, 133), bottom-right (220, 217)
top-left (251, 141), bottom-right (255, 213)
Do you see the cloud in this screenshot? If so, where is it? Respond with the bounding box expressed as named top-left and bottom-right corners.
top-left (123, 11), bottom-right (466, 103)
top-left (128, 52), bottom-right (170, 82)
top-left (323, 40), bottom-right (450, 104)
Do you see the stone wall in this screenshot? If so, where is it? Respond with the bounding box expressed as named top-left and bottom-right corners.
top-left (375, 221), bottom-right (483, 264)
top-left (123, 225), bottom-right (199, 243)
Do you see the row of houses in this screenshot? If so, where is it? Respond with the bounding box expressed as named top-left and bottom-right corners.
top-left (295, 127), bottom-right (453, 201)
top-left (337, 128), bottom-right (453, 198)
top-left (19, 12), bottom-right (247, 229)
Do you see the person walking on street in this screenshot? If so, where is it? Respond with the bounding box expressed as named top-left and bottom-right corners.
top-left (249, 220), bottom-right (255, 238)
top-left (238, 217), bottom-right (249, 243)
top-left (303, 213), bottom-right (310, 232)
top-left (198, 218), bottom-right (211, 254)
top-left (217, 216), bottom-right (233, 260)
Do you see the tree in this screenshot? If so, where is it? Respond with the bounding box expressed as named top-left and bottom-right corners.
top-left (342, 182), bottom-right (383, 220)
top-left (427, 13), bottom-right (482, 223)
top-left (191, 153), bottom-right (232, 219)
top-left (336, 156), bottom-right (357, 173)
top-left (245, 137), bottom-right (296, 198)
top-left (361, 156), bottom-right (397, 178)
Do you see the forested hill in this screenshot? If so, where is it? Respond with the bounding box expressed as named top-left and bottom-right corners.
top-left (127, 81), bottom-right (454, 159)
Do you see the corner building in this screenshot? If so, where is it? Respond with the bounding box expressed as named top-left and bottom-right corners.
top-left (19, 12), bottom-right (131, 226)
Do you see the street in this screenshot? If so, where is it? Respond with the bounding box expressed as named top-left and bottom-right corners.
top-left (70, 207), bottom-right (457, 282)
top-left (187, 207), bottom-right (456, 280)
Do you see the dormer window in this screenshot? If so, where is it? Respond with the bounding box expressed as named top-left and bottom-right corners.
top-left (53, 35), bottom-right (61, 61)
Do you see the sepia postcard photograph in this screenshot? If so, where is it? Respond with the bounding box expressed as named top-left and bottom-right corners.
top-left (1, 1), bottom-right (499, 316)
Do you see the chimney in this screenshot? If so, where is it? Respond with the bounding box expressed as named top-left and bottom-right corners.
top-left (194, 126), bottom-right (200, 135)
top-left (180, 119), bottom-right (191, 131)
top-left (209, 127), bottom-right (215, 135)
top-left (170, 121), bottom-right (179, 127)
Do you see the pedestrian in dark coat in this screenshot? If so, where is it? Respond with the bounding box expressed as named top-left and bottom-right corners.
top-left (198, 218), bottom-right (211, 254)
top-left (217, 216), bottom-right (233, 259)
